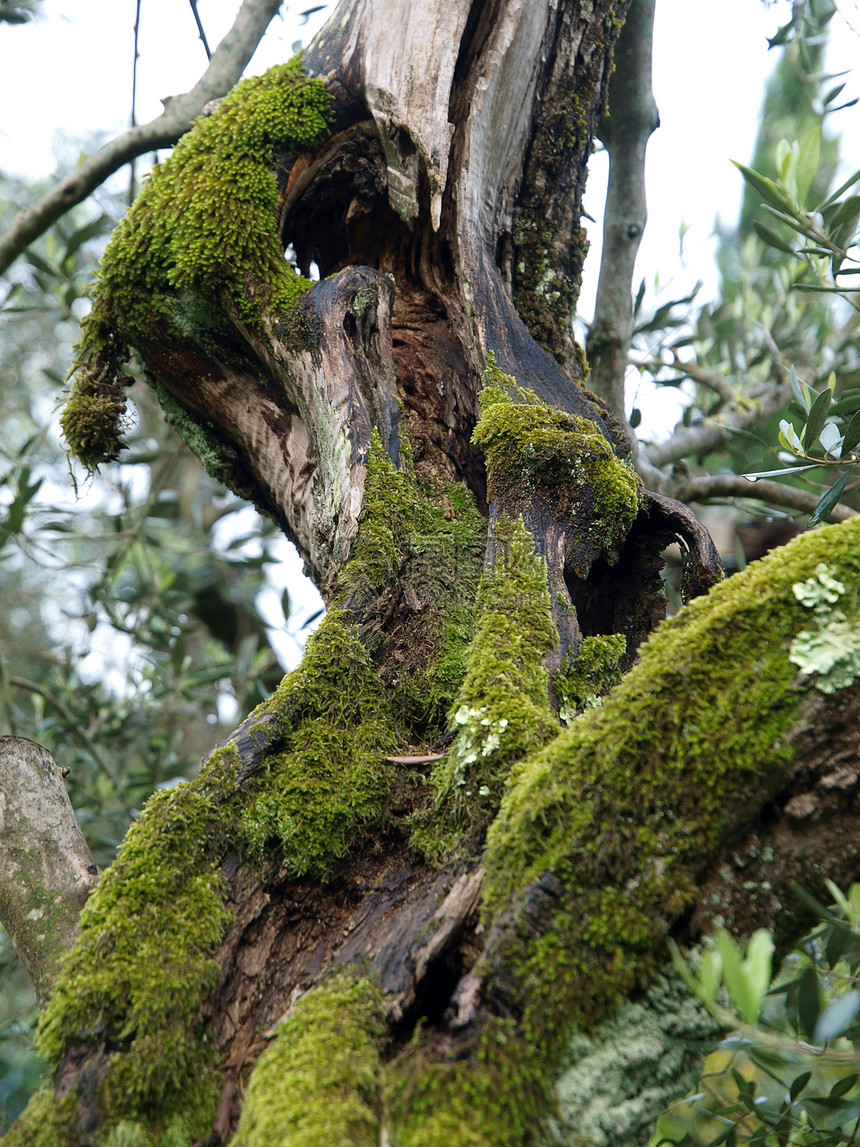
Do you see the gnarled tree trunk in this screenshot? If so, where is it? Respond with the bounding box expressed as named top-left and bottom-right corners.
top-left (5, 1), bottom-right (860, 1145)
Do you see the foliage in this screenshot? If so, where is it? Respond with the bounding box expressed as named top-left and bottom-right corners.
top-left (653, 883), bottom-right (860, 1147)
top-left (630, 0), bottom-right (860, 531)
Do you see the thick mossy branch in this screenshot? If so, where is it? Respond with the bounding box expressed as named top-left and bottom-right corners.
top-left (61, 58), bottom-right (333, 469)
top-left (35, 780), bottom-right (235, 1134)
top-left (384, 1017), bottom-right (550, 1147)
top-left (233, 974), bottom-right (385, 1147)
top-left (480, 518), bottom-right (860, 1068)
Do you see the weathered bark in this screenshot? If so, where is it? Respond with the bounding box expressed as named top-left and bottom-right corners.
top-left (0, 738), bottom-right (98, 1001)
top-left (6, 2), bottom-right (860, 1145)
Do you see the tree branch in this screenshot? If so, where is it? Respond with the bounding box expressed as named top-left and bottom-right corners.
top-left (0, 737), bottom-right (98, 1001)
top-left (642, 386), bottom-right (788, 470)
top-left (0, 0), bottom-right (282, 276)
top-left (661, 352), bottom-right (738, 407)
top-left (586, 0), bottom-right (658, 434)
top-left (666, 472), bottom-right (857, 522)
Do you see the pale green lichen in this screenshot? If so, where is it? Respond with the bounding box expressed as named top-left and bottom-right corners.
top-left (233, 974), bottom-right (385, 1147)
top-left (789, 562), bottom-right (860, 692)
top-left (473, 356), bottom-right (641, 574)
top-left (555, 969), bottom-right (721, 1146)
top-left (61, 57), bottom-right (333, 469)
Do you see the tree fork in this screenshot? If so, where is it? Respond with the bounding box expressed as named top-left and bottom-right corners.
top-left (10, 1), bottom-right (860, 1144)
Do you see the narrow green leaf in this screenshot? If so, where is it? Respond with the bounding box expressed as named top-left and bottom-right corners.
top-left (789, 365), bottom-right (808, 410)
top-left (732, 161), bottom-right (797, 214)
top-left (752, 220), bottom-right (796, 255)
top-left (797, 965), bottom-right (821, 1039)
top-left (796, 127), bottom-right (820, 205)
top-left (716, 931), bottom-right (756, 1022)
top-left (815, 991), bottom-right (860, 1044)
top-left (840, 411), bottom-right (860, 456)
top-left (809, 471), bottom-right (851, 527)
top-left (830, 1072), bottom-right (859, 1099)
top-left (790, 1070), bottom-right (812, 1101)
top-left (803, 388), bottom-right (832, 451)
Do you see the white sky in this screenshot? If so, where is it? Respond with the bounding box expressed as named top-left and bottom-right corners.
top-left (2, 0), bottom-right (859, 671)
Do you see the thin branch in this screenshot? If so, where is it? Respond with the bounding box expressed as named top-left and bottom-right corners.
top-left (0, 0), bottom-right (282, 276)
top-left (665, 472), bottom-right (857, 522)
top-left (188, 0), bottom-right (212, 59)
top-left (642, 387), bottom-right (788, 470)
top-left (663, 351), bottom-right (737, 407)
top-left (586, 0), bottom-right (659, 437)
top-left (129, 0), bottom-right (143, 204)
top-left (7, 675), bottom-right (118, 782)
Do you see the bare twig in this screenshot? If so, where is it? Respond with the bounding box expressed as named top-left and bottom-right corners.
top-left (0, 0), bottom-right (282, 276)
top-left (188, 0), bottom-right (212, 59)
top-left (129, 0), bottom-right (143, 204)
top-left (665, 472), bottom-right (857, 522)
top-left (643, 386), bottom-right (788, 470)
top-left (662, 351), bottom-right (737, 407)
top-left (586, 0), bottom-right (659, 440)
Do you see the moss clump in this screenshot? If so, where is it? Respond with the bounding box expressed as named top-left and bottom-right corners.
top-left (233, 974), bottom-right (385, 1147)
top-left (480, 517), bottom-right (860, 1070)
top-left (554, 633), bottom-right (626, 719)
top-left (0, 1087), bottom-right (77, 1147)
top-left (59, 368), bottom-right (131, 471)
top-left (385, 1018), bottom-right (551, 1147)
top-left (36, 783), bottom-right (231, 1135)
top-left (237, 610), bottom-right (397, 876)
top-left (340, 433), bottom-right (487, 737)
top-left (62, 58), bottom-right (333, 469)
top-left (424, 513), bottom-right (557, 847)
top-left (473, 356), bottom-right (641, 574)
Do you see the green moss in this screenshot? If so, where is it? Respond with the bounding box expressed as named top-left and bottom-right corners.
top-left (36, 783), bottom-right (230, 1132)
top-left (62, 58), bottom-right (333, 469)
top-left (480, 517), bottom-right (860, 1071)
top-left (554, 633), bottom-right (626, 720)
top-left (23, 435), bottom-right (487, 1143)
top-left (59, 369), bottom-right (130, 470)
top-left (233, 974), bottom-right (385, 1147)
top-left (237, 610), bottom-right (397, 877)
top-left (340, 433), bottom-right (487, 736)
top-left (0, 1087), bottom-right (77, 1147)
top-left (473, 356), bottom-right (641, 574)
top-left (426, 513), bottom-right (557, 845)
top-left (385, 1018), bottom-right (551, 1147)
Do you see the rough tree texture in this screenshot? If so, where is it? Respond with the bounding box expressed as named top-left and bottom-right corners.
top-left (5, 1), bottom-right (860, 1145)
